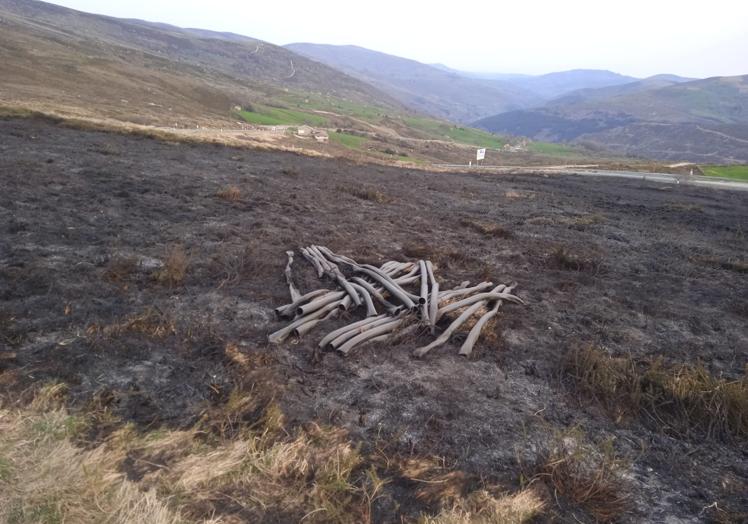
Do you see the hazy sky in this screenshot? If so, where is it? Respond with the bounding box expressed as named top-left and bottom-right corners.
top-left (49, 0), bottom-right (748, 78)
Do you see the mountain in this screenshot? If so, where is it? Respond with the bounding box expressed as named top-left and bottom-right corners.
top-left (285, 43), bottom-right (542, 123)
top-left (0, 0), bottom-right (402, 126)
top-left (505, 69), bottom-right (638, 100)
top-left (549, 74), bottom-right (695, 105)
top-left (474, 75), bottom-right (748, 163)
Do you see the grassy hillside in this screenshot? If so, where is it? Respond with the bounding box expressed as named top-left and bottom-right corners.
top-left (286, 43), bottom-right (541, 123)
top-left (0, 0), bottom-right (622, 166)
top-left (0, 0), bottom-right (403, 127)
top-left (475, 75), bottom-right (748, 164)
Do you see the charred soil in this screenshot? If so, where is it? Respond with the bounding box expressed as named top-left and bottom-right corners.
top-left (1, 117), bottom-right (747, 523)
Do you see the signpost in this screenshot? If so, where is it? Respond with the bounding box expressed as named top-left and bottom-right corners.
top-left (476, 148), bottom-right (486, 166)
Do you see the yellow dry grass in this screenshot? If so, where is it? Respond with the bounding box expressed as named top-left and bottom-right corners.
top-left (565, 346), bottom-right (748, 439)
top-left (1, 386), bottom-right (550, 524)
top-left (86, 307), bottom-right (177, 340)
top-left (216, 185), bottom-right (242, 202)
top-left (419, 488), bottom-right (546, 524)
top-left (154, 245), bottom-right (189, 287)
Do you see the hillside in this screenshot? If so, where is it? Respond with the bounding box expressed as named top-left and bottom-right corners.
top-left (4, 0), bottom-right (598, 166)
top-left (0, 0), bottom-right (404, 127)
top-left (475, 75), bottom-right (748, 163)
top-left (504, 69), bottom-right (638, 99)
top-left (285, 43), bottom-right (541, 123)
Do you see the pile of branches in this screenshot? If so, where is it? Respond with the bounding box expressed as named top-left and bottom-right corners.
top-left (269, 246), bottom-right (524, 357)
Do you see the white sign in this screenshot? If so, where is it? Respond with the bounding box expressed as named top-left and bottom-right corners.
top-left (476, 148), bottom-right (486, 161)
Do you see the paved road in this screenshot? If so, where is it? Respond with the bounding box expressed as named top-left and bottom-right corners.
top-left (562, 168), bottom-right (748, 191)
top-left (433, 164), bottom-right (748, 191)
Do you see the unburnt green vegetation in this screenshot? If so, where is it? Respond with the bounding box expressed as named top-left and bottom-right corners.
top-left (528, 141), bottom-right (578, 156)
top-left (330, 131), bottom-right (366, 149)
top-left (405, 116), bottom-right (507, 148)
top-left (237, 106), bottom-right (328, 126)
top-left (701, 165), bottom-right (748, 181)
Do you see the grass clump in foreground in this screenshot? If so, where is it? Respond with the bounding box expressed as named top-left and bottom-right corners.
top-left (524, 431), bottom-right (630, 523)
top-left (1, 383), bottom-right (550, 523)
top-left (701, 165), bottom-right (748, 181)
top-left (564, 346), bottom-right (748, 440)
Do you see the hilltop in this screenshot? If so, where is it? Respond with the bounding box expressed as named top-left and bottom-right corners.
top-left (0, 0), bottom-right (403, 126)
top-left (475, 75), bottom-right (748, 163)
top-left (285, 43), bottom-right (541, 122)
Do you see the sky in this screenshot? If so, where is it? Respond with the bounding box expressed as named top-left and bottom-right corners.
top-left (48, 0), bottom-right (748, 78)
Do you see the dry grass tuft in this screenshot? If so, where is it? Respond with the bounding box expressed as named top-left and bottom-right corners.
top-left (103, 256), bottom-right (138, 283)
top-left (664, 202), bottom-right (703, 213)
top-left (460, 218), bottom-right (514, 239)
top-left (419, 488), bottom-right (546, 524)
top-left (0, 311), bottom-right (25, 348)
top-left (690, 255), bottom-right (748, 274)
top-left (215, 185), bottom-right (242, 202)
top-left (528, 435), bottom-right (629, 522)
top-left (548, 246), bottom-right (603, 273)
top-left (401, 243), bottom-right (472, 269)
top-left (0, 388), bottom-right (385, 524)
top-left (87, 307), bottom-right (176, 340)
top-left (0, 407), bottom-right (180, 524)
top-left (564, 346), bottom-right (748, 439)
top-left (565, 214), bottom-right (605, 227)
top-left (339, 185), bottom-right (391, 204)
top-left (153, 245), bottom-right (188, 286)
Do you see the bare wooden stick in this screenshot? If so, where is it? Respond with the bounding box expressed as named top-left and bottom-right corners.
top-left (355, 267), bottom-right (416, 309)
top-left (350, 282), bottom-right (378, 317)
top-left (297, 291), bottom-right (346, 317)
top-left (458, 300), bottom-right (502, 356)
top-left (284, 250), bottom-right (301, 302)
top-left (300, 247), bottom-right (325, 278)
top-left (426, 261), bottom-right (439, 333)
top-left (350, 277), bottom-right (399, 313)
top-left (338, 318), bottom-right (404, 355)
top-left (318, 314), bottom-right (388, 348)
top-left (414, 301), bottom-right (486, 357)
top-left (419, 260), bottom-right (429, 322)
top-left (436, 289), bottom-right (522, 322)
top-left (293, 318), bottom-right (322, 337)
top-left (274, 288), bottom-right (329, 318)
top-left (439, 282), bottom-right (494, 302)
top-left (269, 300), bottom-right (341, 344)
top-left (330, 316), bottom-right (400, 350)
top-left (394, 274), bottom-right (421, 286)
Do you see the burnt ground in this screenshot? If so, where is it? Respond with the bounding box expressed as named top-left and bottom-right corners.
top-left (1, 117), bottom-right (747, 522)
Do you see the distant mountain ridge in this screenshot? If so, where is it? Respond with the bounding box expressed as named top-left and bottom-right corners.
top-left (475, 74), bottom-right (748, 163)
top-left (285, 43), bottom-right (544, 122)
top-left (0, 0), bottom-right (403, 125)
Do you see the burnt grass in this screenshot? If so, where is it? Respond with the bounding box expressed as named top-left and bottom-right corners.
top-left (1, 117), bottom-right (747, 522)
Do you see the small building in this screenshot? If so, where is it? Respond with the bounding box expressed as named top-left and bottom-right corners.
top-left (313, 130), bottom-right (329, 143)
top-left (296, 125), bottom-right (314, 136)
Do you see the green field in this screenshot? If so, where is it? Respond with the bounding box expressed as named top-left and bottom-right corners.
top-left (329, 131), bottom-right (366, 149)
top-left (701, 165), bottom-right (748, 181)
top-left (527, 141), bottom-right (578, 156)
top-left (404, 117), bottom-right (507, 149)
top-left (237, 106), bottom-right (328, 126)
top-left (276, 93), bottom-right (387, 122)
